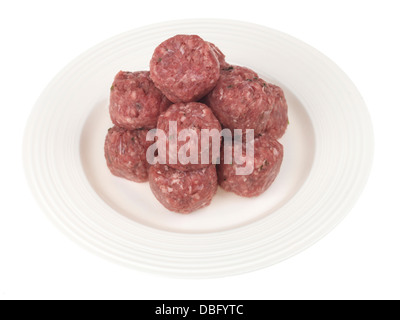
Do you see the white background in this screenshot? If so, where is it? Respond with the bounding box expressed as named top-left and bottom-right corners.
top-left (1, 0), bottom-right (399, 300)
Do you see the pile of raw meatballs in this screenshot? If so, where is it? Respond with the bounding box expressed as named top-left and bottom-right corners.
top-left (104, 35), bottom-right (288, 213)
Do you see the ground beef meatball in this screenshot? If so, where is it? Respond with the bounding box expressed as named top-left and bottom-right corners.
top-left (205, 65), bottom-right (274, 136)
top-left (104, 126), bottom-right (152, 182)
top-left (263, 83), bottom-right (289, 139)
top-left (156, 102), bottom-right (221, 171)
top-left (149, 164), bottom-right (218, 213)
top-left (109, 71), bottom-right (171, 130)
top-left (150, 35), bottom-right (220, 103)
top-left (218, 133), bottom-right (283, 197)
top-left (207, 41), bottom-right (229, 69)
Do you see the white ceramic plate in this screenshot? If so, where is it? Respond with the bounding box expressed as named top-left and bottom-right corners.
top-left (23, 19), bottom-right (373, 277)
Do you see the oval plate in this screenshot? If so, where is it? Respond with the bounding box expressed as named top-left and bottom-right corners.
top-left (23, 19), bottom-right (373, 278)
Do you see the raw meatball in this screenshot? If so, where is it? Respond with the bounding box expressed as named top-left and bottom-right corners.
top-left (207, 41), bottom-right (229, 69)
top-left (218, 133), bottom-right (283, 197)
top-left (157, 102), bottom-right (221, 171)
top-left (104, 126), bottom-right (152, 182)
top-left (149, 164), bottom-right (218, 213)
top-left (263, 83), bottom-right (288, 139)
top-left (205, 65), bottom-right (273, 136)
top-left (109, 71), bottom-right (171, 130)
top-left (150, 35), bottom-right (220, 103)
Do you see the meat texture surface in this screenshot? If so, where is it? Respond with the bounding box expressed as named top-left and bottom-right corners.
top-left (157, 102), bottom-right (221, 171)
top-left (149, 164), bottom-right (218, 213)
top-left (104, 126), bottom-right (152, 182)
top-left (150, 35), bottom-right (220, 103)
top-left (109, 71), bottom-right (171, 130)
top-left (218, 133), bottom-right (283, 197)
